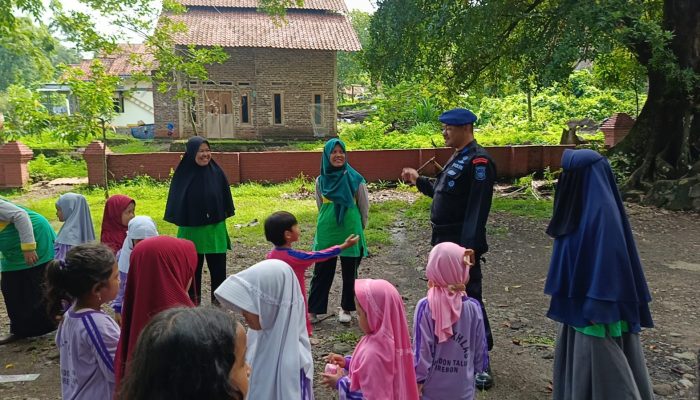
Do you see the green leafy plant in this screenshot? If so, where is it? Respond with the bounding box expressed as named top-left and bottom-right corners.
top-left (28, 154), bottom-right (87, 182)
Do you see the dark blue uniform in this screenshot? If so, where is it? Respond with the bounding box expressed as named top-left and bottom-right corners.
top-left (416, 139), bottom-right (495, 350)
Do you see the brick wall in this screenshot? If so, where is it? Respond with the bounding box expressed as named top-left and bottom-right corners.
top-left (0, 141), bottom-right (33, 188)
top-left (153, 47), bottom-right (337, 140)
top-left (85, 143), bottom-right (574, 185)
top-left (153, 78), bottom-right (180, 138)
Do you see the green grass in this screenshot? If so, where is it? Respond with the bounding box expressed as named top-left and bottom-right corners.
top-left (28, 154), bottom-right (87, 181)
top-left (404, 189), bottom-right (552, 220)
top-left (5, 177), bottom-right (404, 252)
top-left (491, 197), bottom-right (553, 219)
top-left (13, 130), bottom-right (128, 150)
top-left (5, 176), bottom-right (552, 254)
top-left (109, 140), bottom-right (171, 154)
top-left (332, 331), bottom-right (362, 344)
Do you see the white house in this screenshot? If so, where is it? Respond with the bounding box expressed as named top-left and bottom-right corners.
top-left (38, 44), bottom-right (155, 131)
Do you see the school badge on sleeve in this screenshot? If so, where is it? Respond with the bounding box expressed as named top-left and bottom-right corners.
top-left (472, 157), bottom-right (489, 181)
top-left (475, 165), bottom-right (486, 181)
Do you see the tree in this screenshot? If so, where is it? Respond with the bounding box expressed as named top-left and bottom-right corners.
top-left (367, 0), bottom-right (700, 209)
top-left (0, 18), bottom-right (55, 91)
top-left (337, 10), bottom-right (372, 102)
top-left (592, 47), bottom-right (647, 116)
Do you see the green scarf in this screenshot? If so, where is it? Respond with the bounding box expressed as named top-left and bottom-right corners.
top-left (319, 139), bottom-right (365, 225)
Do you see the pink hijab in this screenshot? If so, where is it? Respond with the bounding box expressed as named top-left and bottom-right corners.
top-left (350, 279), bottom-right (419, 400)
top-left (426, 242), bottom-right (473, 343)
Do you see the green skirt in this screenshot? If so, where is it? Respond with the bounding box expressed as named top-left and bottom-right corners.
top-left (177, 221), bottom-right (231, 254)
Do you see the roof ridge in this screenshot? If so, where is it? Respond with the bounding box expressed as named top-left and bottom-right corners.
top-left (176, 0), bottom-right (348, 13)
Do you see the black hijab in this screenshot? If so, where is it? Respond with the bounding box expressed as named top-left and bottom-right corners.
top-left (164, 137), bottom-right (235, 227)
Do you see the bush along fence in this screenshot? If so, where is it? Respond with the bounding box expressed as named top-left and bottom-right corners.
top-left (81, 141), bottom-right (576, 186)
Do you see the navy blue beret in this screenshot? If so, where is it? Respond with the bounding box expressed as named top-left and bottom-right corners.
top-left (438, 108), bottom-right (477, 126)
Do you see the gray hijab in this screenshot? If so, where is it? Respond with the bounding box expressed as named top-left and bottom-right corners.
top-left (55, 193), bottom-right (95, 246)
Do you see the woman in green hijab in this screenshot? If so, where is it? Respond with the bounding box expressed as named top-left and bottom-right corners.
top-left (308, 138), bottom-right (368, 324)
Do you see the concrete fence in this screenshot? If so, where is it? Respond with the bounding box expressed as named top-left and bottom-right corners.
top-left (0, 140), bottom-right (576, 188)
top-left (82, 141), bottom-right (575, 186)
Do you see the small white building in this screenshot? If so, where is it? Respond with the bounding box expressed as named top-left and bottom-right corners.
top-left (39, 44), bottom-right (155, 131)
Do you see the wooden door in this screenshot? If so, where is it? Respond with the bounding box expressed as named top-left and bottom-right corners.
top-left (219, 92), bottom-right (234, 139)
top-left (204, 90), bottom-right (221, 139)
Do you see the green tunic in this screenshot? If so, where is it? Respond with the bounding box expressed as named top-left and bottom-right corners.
top-left (0, 207), bottom-right (56, 272)
top-left (313, 198), bottom-right (367, 258)
top-left (574, 320), bottom-right (629, 338)
top-left (177, 221), bottom-right (231, 254)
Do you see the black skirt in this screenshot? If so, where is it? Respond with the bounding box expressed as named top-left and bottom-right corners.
top-left (1, 262), bottom-right (56, 338)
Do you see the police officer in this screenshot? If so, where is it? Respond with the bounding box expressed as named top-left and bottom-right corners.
top-left (401, 108), bottom-right (496, 390)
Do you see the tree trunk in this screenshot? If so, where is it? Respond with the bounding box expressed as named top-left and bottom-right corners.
top-left (101, 119), bottom-right (110, 199)
top-left (614, 0), bottom-right (700, 207)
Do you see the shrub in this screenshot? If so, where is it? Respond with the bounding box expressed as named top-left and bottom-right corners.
top-left (28, 154), bottom-right (87, 182)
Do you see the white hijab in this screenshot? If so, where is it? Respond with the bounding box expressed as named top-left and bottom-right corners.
top-left (215, 259), bottom-right (314, 400)
top-left (55, 193), bottom-right (95, 246)
top-left (117, 216), bottom-right (158, 273)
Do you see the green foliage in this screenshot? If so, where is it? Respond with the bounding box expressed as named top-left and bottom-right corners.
top-left (331, 69), bottom-right (641, 149)
top-left (333, 120), bottom-right (440, 150)
top-left (0, 18), bottom-right (56, 91)
top-left (367, 0), bottom-right (660, 92)
top-left (513, 173), bottom-right (536, 197)
top-left (2, 85), bottom-right (53, 141)
top-left (54, 60), bottom-right (120, 144)
top-left (28, 154), bottom-right (87, 182)
top-left (414, 98), bottom-right (441, 125)
top-left (332, 331), bottom-right (361, 344)
top-left (11, 130), bottom-right (125, 150)
top-left (337, 10), bottom-right (372, 94)
top-left (372, 80), bottom-right (454, 130)
top-left (608, 152), bottom-right (637, 185)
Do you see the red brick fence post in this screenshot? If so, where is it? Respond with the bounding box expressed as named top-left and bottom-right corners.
top-left (84, 141), bottom-right (112, 186)
top-left (601, 113), bottom-right (635, 148)
top-left (0, 141), bottom-right (33, 188)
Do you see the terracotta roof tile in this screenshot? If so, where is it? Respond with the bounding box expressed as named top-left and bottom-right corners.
top-left (170, 9), bottom-right (361, 51)
top-left (177, 0), bottom-right (348, 12)
top-left (71, 44), bottom-right (155, 79)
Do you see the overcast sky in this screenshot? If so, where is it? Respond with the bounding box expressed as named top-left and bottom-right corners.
top-left (345, 0), bottom-right (375, 12)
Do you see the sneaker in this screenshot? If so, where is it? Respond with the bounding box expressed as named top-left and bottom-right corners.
top-left (338, 310), bottom-right (352, 323)
top-left (475, 368), bottom-right (494, 391)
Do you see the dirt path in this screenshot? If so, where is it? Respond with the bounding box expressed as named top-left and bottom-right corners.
top-left (0, 197), bottom-right (698, 399)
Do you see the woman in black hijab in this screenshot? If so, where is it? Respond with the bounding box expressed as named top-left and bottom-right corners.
top-left (164, 136), bottom-right (235, 305)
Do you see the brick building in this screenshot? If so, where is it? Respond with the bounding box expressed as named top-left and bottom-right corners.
top-left (154, 0), bottom-right (361, 139)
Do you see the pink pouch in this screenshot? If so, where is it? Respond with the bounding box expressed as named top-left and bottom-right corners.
top-left (324, 363), bottom-right (338, 374)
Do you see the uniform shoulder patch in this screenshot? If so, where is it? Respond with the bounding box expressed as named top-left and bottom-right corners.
top-left (472, 157), bottom-right (489, 165)
top-left (474, 165), bottom-right (487, 181)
